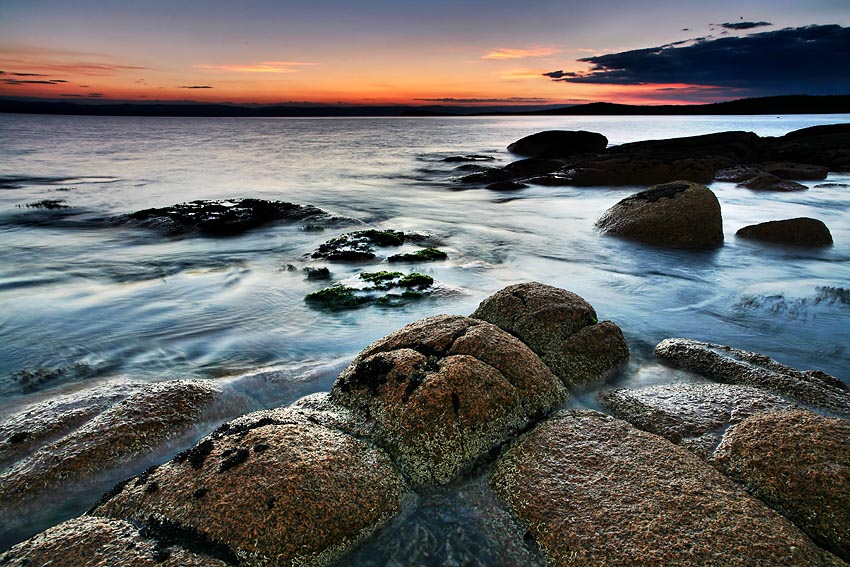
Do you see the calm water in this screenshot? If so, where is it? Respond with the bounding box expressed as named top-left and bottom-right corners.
top-left (1, 112), bottom-right (849, 557)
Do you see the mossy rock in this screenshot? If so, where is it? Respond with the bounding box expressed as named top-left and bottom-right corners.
top-left (312, 230), bottom-right (406, 261)
top-left (305, 272), bottom-right (436, 311)
top-left (388, 247), bottom-right (448, 263)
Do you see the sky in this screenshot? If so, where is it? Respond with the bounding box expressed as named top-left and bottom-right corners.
top-left (0, 0), bottom-right (848, 106)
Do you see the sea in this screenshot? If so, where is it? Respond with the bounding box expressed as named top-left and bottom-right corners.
top-left (1, 112), bottom-right (849, 561)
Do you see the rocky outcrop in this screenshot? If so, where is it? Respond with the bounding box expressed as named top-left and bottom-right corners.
top-left (739, 173), bottom-right (808, 191)
top-left (595, 181), bottom-right (724, 249)
top-left (0, 516), bottom-right (230, 567)
top-left (655, 338), bottom-right (850, 415)
top-left (763, 124), bottom-right (850, 170)
top-left (608, 130), bottom-right (762, 163)
top-left (0, 380), bottom-right (233, 541)
top-left (759, 162), bottom-right (829, 180)
top-left (713, 410), bottom-right (850, 562)
top-left (736, 217), bottom-right (834, 247)
top-left (491, 409), bottom-right (845, 567)
top-left (123, 198), bottom-right (349, 237)
top-left (93, 406), bottom-right (407, 567)
top-left (599, 383), bottom-right (794, 458)
top-left (470, 282), bottom-right (628, 388)
top-left (331, 314), bottom-right (567, 485)
top-left (507, 130), bottom-right (608, 158)
top-left (565, 156), bottom-right (716, 185)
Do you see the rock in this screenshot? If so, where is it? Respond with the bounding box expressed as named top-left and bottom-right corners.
top-left (599, 383), bottom-right (794, 458)
top-left (565, 157), bottom-right (716, 185)
top-left (714, 409), bottom-right (850, 562)
top-left (759, 162), bottom-right (829, 180)
top-left (443, 155), bottom-right (496, 162)
top-left (331, 314), bottom-right (567, 485)
top-left (387, 247), bottom-right (448, 263)
top-left (502, 157), bottom-right (567, 178)
top-left (595, 181), bottom-right (724, 249)
top-left (655, 338), bottom-right (850, 416)
top-left (608, 130), bottom-right (761, 163)
top-left (486, 181), bottom-right (528, 191)
top-left (471, 282), bottom-right (628, 388)
top-left (93, 407), bottom-right (407, 567)
top-left (815, 182), bottom-right (850, 188)
top-left (715, 164), bottom-right (763, 182)
top-left (507, 130), bottom-right (608, 158)
top-left (303, 266), bottom-right (331, 280)
top-left (490, 409), bottom-right (846, 567)
top-left (0, 380), bottom-right (230, 540)
top-left (123, 198), bottom-right (346, 236)
top-left (736, 217), bottom-right (834, 247)
top-left (764, 124), bottom-right (850, 170)
top-left (311, 229), bottom-right (406, 261)
top-left (0, 516), bottom-right (230, 567)
top-left (304, 271), bottom-right (436, 311)
top-left (739, 173), bottom-right (808, 191)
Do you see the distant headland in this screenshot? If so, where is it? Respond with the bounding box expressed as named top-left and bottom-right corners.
top-left (1, 94), bottom-right (849, 118)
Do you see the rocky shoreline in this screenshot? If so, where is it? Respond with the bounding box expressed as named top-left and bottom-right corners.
top-left (2, 126), bottom-right (849, 566)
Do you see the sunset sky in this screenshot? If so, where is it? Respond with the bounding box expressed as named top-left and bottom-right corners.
top-left (0, 0), bottom-right (848, 106)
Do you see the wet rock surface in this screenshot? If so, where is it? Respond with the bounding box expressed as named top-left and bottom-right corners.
top-left (94, 406), bottom-right (407, 567)
top-left (599, 383), bottom-right (794, 458)
top-left (655, 338), bottom-right (850, 415)
top-left (122, 198), bottom-right (347, 236)
top-left (0, 516), bottom-right (230, 567)
top-left (490, 409), bottom-right (846, 567)
top-left (737, 217), bottom-right (834, 247)
top-left (738, 172), bottom-right (808, 191)
top-left (311, 229), bottom-right (436, 261)
top-left (595, 181), bottom-right (724, 249)
top-left (507, 130), bottom-right (608, 158)
top-left (759, 161), bottom-right (829, 180)
top-left (470, 282), bottom-right (628, 388)
top-left (331, 314), bottom-right (567, 485)
top-left (763, 123), bottom-right (850, 170)
top-left (0, 380), bottom-right (228, 542)
top-left (565, 156), bottom-right (716, 186)
top-left (713, 409), bottom-right (850, 562)
top-left (305, 271), bottom-right (438, 311)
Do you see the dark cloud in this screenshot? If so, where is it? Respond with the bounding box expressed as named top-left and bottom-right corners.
top-left (179, 85), bottom-right (213, 89)
top-left (2, 78), bottom-right (66, 85)
top-left (718, 21), bottom-right (772, 31)
top-left (11, 72), bottom-right (51, 77)
top-left (415, 97), bottom-right (549, 103)
top-left (547, 25), bottom-right (850, 96)
top-left (61, 93), bottom-right (104, 98)
top-left (542, 70), bottom-right (580, 79)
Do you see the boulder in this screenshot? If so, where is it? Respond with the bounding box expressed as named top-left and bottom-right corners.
top-left (123, 198), bottom-right (349, 237)
top-left (470, 282), bottom-right (628, 388)
top-left (93, 407), bottom-right (407, 567)
top-left (655, 338), bottom-right (850, 416)
top-left (713, 409), bottom-right (850, 562)
top-left (490, 409), bottom-right (846, 567)
top-left (486, 181), bottom-right (528, 191)
top-left (595, 181), bottom-right (724, 249)
top-left (0, 516), bottom-right (229, 567)
top-left (507, 130), bottom-right (608, 158)
top-left (0, 380), bottom-right (231, 541)
top-left (736, 217), bottom-right (834, 247)
top-left (759, 162), bottom-right (829, 180)
top-left (331, 314), bottom-right (567, 485)
top-left (739, 173), bottom-right (808, 192)
top-left (608, 130), bottom-right (761, 163)
top-left (565, 157), bottom-right (716, 185)
top-left (715, 164), bottom-right (763, 182)
top-left (764, 124), bottom-right (850, 170)
top-left (599, 383), bottom-right (794, 458)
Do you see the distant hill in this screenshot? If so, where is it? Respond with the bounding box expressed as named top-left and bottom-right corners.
top-left (1, 94), bottom-right (849, 118)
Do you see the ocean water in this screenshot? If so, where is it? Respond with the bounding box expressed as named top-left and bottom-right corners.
top-left (1, 112), bottom-right (849, 558)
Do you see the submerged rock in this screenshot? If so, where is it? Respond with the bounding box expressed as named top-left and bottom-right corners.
top-left (443, 154), bottom-right (496, 162)
top-left (595, 181), bottom-right (724, 249)
top-left (0, 380), bottom-right (231, 539)
top-left (331, 314), bottom-right (567, 485)
top-left (759, 162), bottom-right (829, 180)
top-left (470, 282), bottom-right (628, 388)
top-left (304, 271), bottom-right (436, 310)
top-left (485, 181), bottom-right (528, 191)
top-left (655, 338), bottom-right (850, 415)
top-left (713, 409), bottom-right (850, 562)
top-left (303, 266), bottom-right (332, 280)
top-left (490, 409), bottom-right (846, 567)
top-left (738, 173), bottom-right (808, 192)
top-left (599, 383), bottom-right (794, 458)
top-left (387, 247), bottom-right (448, 263)
top-left (93, 407), bottom-right (407, 567)
top-left (0, 516), bottom-right (230, 567)
top-left (311, 229), bottom-right (406, 261)
top-left (123, 198), bottom-right (346, 236)
top-left (507, 130), bottom-right (608, 158)
top-left (736, 217), bottom-right (834, 247)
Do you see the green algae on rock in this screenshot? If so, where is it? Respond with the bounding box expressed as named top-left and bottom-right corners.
top-left (387, 247), bottom-right (448, 263)
top-left (305, 271), bottom-right (436, 311)
top-left (311, 229), bottom-right (406, 261)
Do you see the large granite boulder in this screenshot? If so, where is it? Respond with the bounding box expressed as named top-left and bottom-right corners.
top-left (0, 380), bottom-right (233, 542)
top-left (595, 181), bottom-right (724, 249)
top-left (470, 282), bottom-right (628, 388)
top-left (331, 314), bottom-right (567, 485)
top-left (565, 156), bottom-right (716, 185)
top-left (655, 338), bottom-right (850, 415)
top-left (0, 516), bottom-right (229, 567)
top-left (608, 130), bottom-right (762, 163)
top-left (736, 217), bottom-right (834, 247)
top-left (763, 124), bottom-right (850, 170)
top-left (713, 409), bottom-right (850, 562)
top-left (93, 407), bottom-right (407, 567)
top-left (599, 383), bottom-right (794, 458)
top-left (507, 130), bottom-right (608, 158)
top-left (490, 409), bottom-right (846, 567)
